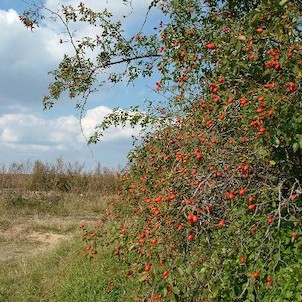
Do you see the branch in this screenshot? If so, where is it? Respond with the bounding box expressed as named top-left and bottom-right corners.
top-left (100, 53), bottom-right (162, 68)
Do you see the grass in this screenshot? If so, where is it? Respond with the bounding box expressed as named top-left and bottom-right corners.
top-left (0, 190), bottom-right (114, 217)
top-left (0, 159), bottom-right (142, 301)
top-left (0, 162), bottom-right (131, 302)
top-left (0, 230), bottom-right (137, 302)
top-left (0, 237), bottom-right (79, 302)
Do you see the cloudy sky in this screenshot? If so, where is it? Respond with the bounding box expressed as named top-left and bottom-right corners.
top-left (0, 0), bottom-right (160, 171)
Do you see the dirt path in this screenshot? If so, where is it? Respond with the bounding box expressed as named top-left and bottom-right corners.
top-left (0, 215), bottom-right (100, 262)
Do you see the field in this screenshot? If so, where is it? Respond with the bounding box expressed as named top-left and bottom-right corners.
top-left (0, 161), bottom-right (129, 302)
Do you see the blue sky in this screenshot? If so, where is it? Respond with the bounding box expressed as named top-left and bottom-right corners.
top-left (0, 0), bottom-right (160, 171)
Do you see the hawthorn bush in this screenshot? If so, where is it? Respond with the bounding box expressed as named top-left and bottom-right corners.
top-left (22, 0), bottom-right (301, 301)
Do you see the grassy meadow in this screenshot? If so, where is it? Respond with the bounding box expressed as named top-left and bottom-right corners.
top-left (0, 159), bottom-right (129, 302)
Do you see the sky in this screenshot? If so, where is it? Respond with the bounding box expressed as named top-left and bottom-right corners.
top-left (0, 0), bottom-right (160, 171)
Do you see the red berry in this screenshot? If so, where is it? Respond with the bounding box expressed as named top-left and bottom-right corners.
top-left (240, 256), bottom-right (246, 263)
top-left (251, 226), bottom-right (257, 233)
top-left (206, 43), bottom-right (216, 50)
top-left (291, 231), bottom-right (299, 240)
top-left (248, 196), bottom-right (254, 203)
top-left (192, 215), bottom-right (198, 223)
top-left (253, 271), bottom-right (259, 278)
top-left (248, 204), bottom-right (256, 211)
top-left (163, 270), bottom-right (169, 279)
top-left (239, 189), bottom-right (246, 196)
top-left (267, 215), bottom-right (274, 224)
top-left (243, 164), bottom-right (250, 171)
top-left (290, 194), bottom-right (297, 200)
top-left (256, 27), bottom-right (264, 33)
top-left (151, 237), bottom-right (158, 244)
top-left (205, 205), bottom-right (213, 212)
top-left (289, 82), bottom-right (297, 92)
top-left (188, 234), bottom-right (195, 241)
top-left (145, 263), bottom-right (152, 271)
top-left (266, 276), bottom-right (273, 286)
top-left (217, 219), bottom-right (225, 228)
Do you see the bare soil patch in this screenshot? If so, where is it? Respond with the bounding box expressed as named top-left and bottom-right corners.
top-left (0, 215), bottom-right (99, 262)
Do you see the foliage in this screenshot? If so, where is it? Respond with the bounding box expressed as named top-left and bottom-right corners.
top-left (21, 0), bottom-right (302, 301)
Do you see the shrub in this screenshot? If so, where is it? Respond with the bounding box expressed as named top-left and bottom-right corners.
top-left (28, 158), bottom-right (120, 194)
top-left (100, 1), bottom-right (301, 300)
top-left (21, 0), bottom-right (301, 300)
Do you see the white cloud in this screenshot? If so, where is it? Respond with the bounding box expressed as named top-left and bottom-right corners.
top-left (0, 106), bottom-right (141, 168)
top-left (0, 9), bottom-right (60, 112)
top-left (1, 128), bottom-right (19, 143)
top-left (1, 8), bottom-right (18, 24)
top-left (80, 106), bottom-right (142, 142)
top-left (0, 106), bottom-right (140, 151)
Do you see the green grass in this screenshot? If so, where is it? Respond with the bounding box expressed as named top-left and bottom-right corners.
top-left (0, 239), bottom-right (74, 302)
top-left (0, 162), bottom-right (132, 301)
top-left (0, 234), bottom-right (138, 302)
top-left (0, 191), bottom-right (115, 217)
top-left (0, 194), bottom-right (138, 302)
top-left (0, 187), bottom-right (137, 302)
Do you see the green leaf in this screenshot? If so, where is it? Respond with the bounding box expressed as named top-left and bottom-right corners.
top-left (279, 0), bottom-right (289, 6)
top-left (235, 41), bottom-right (242, 54)
top-left (298, 135), bottom-right (302, 149)
top-left (284, 291), bottom-right (293, 299)
top-left (186, 266), bottom-right (192, 274)
top-left (273, 137), bottom-right (280, 148)
top-left (138, 271), bottom-right (150, 282)
top-left (247, 292), bottom-right (255, 302)
top-left (293, 142), bottom-right (299, 153)
top-left (269, 160), bottom-right (276, 166)
top-left (172, 286), bottom-right (180, 295)
top-left (162, 287), bottom-right (168, 297)
top-left (177, 267), bottom-right (184, 276)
